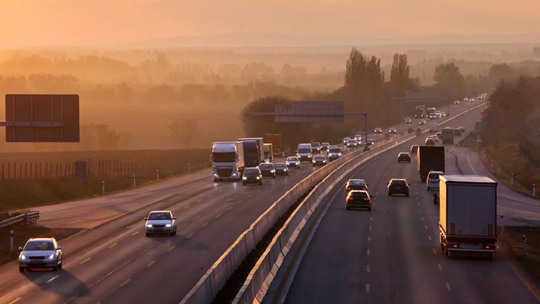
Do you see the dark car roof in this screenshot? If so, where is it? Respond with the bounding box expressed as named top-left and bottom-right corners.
top-left (399, 152), bottom-right (410, 155)
top-left (348, 179), bottom-right (366, 185)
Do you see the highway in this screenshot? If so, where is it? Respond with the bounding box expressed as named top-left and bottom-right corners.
top-left (275, 105), bottom-right (540, 304)
top-left (0, 101), bottom-right (482, 304)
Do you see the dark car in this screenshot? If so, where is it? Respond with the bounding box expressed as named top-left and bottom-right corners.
top-left (410, 145), bottom-right (419, 155)
top-left (404, 118), bottom-right (412, 123)
top-left (425, 137), bottom-right (435, 146)
top-left (419, 120), bottom-right (426, 125)
top-left (346, 179), bottom-right (368, 194)
top-left (274, 163), bottom-right (289, 176)
top-left (454, 128), bottom-right (461, 136)
top-left (389, 128), bottom-right (397, 134)
top-left (397, 152), bottom-right (411, 163)
top-left (259, 163), bottom-right (276, 178)
top-left (346, 190), bottom-right (372, 210)
top-left (242, 167), bottom-right (263, 185)
top-left (458, 126), bottom-right (465, 134)
top-left (321, 142), bottom-right (330, 151)
top-left (436, 132), bottom-right (443, 140)
top-left (312, 155), bottom-right (327, 167)
top-left (328, 147), bottom-right (343, 161)
top-left (366, 139), bottom-right (375, 146)
top-left (374, 128), bottom-right (383, 134)
top-left (387, 179), bottom-right (411, 196)
top-left (311, 142), bottom-right (321, 154)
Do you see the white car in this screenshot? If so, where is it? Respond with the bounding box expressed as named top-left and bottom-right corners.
top-left (427, 171), bottom-right (444, 190)
top-left (354, 136), bottom-right (362, 144)
top-left (347, 139), bottom-right (358, 148)
top-left (286, 156), bottom-right (301, 168)
top-left (19, 238), bottom-right (63, 272)
top-left (343, 137), bottom-right (351, 145)
top-left (145, 210), bottom-right (177, 236)
top-left (441, 112), bottom-right (446, 117)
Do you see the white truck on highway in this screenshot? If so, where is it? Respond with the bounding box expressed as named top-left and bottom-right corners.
top-left (211, 141), bottom-right (245, 182)
top-left (439, 175), bottom-right (498, 259)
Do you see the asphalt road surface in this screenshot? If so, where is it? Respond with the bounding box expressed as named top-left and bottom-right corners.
top-left (281, 106), bottom-right (540, 304)
top-left (0, 101), bottom-right (483, 304)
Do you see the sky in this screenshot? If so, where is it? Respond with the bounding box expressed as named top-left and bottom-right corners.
top-left (0, 0), bottom-right (538, 47)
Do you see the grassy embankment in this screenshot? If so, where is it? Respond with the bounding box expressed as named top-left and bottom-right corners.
top-left (0, 149), bottom-right (211, 211)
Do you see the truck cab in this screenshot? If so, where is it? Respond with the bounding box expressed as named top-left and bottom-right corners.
top-left (211, 141), bottom-right (245, 182)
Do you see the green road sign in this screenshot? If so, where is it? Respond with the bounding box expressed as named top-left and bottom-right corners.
top-left (475, 122), bottom-right (487, 131)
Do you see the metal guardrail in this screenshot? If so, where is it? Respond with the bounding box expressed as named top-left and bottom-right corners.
top-left (0, 211), bottom-right (39, 229)
top-left (180, 101), bottom-right (487, 304)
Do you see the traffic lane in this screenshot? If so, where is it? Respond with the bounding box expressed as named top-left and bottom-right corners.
top-left (0, 166), bottom-right (315, 304)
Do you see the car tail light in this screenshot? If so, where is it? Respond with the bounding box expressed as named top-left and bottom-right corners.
top-left (364, 198), bottom-right (370, 201)
top-left (452, 244), bottom-right (458, 248)
top-left (347, 187), bottom-right (351, 190)
top-left (348, 197), bottom-right (354, 200)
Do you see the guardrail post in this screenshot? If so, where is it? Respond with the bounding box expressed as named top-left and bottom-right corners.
top-left (523, 234), bottom-right (527, 255)
top-left (491, 160), bottom-right (494, 169)
top-left (133, 175), bottom-right (136, 187)
top-left (157, 170), bottom-right (160, 181)
top-left (10, 230), bottom-right (14, 253)
top-left (511, 174), bottom-right (514, 185)
top-left (534, 184), bottom-right (536, 198)
top-left (102, 181), bottom-right (105, 194)
top-left (188, 163), bottom-right (191, 173)
top-left (497, 166), bottom-right (500, 176)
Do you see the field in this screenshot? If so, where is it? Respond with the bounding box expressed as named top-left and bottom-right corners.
top-left (0, 149), bottom-right (211, 211)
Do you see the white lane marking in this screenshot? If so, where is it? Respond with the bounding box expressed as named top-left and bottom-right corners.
top-left (366, 284), bottom-right (370, 293)
top-left (420, 210), bottom-right (423, 213)
top-left (8, 298), bottom-right (21, 304)
top-left (237, 200), bottom-right (243, 204)
top-left (446, 283), bottom-right (452, 291)
top-left (367, 249), bottom-right (370, 256)
top-left (248, 195), bottom-right (252, 198)
top-left (438, 264), bottom-right (443, 271)
top-left (215, 214), bottom-right (221, 218)
top-left (196, 199), bottom-right (202, 203)
top-left (147, 261), bottom-right (156, 267)
top-left (369, 226), bottom-right (372, 231)
top-left (108, 243), bottom-right (117, 249)
top-left (46, 275), bottom-right (59, 283)
top-left (368, 236), bottom-right (371, 242)
top-left (186, 233), bottom-right (193, 238)
top-left (179, 224), bottom-right (187, 229)
top-left (131, 231), bottom-right (139, 236)
top-left (424, 225), bottom-right (428, 230)
top-left (433, 248), bottom-right (437, 254)
top-left (168, 246), bottom-right (176, 251)
top-left (183, 205), bottom-right (190, 209)
top-left (370, 217), bottom-right (372, 221)
top-left (367, 265), bottom-right (370, 273)
top-left (207, 194), bottom-right (213, 198)
top-left (428, 235), bottom-right (432, 241)
top-left (120, 278), bottom-right (131, 287)
top-left (79, 257), bottom-right (92, 264)
top-left (227, 206), bottom-right (233, 211)
top-left (421, 217), bottom-right (424, 221)
top-left (202, 222), bottom-right (208, 227)
top-left (193, 215), bottom-right (201, 220)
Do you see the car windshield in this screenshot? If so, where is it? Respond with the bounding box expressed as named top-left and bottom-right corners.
top-left (24, 241), bottom-right (55, 251)
top-left (391, 180), bottom-right (407, 186)
top-left (260, 164), bottom-right (273, 169)
top-left (245, 169), bottom-right (259, 175)
top-left (275, 164), bottom-right (286, 168)
top-left (329, 148), bottom-right (341, 153)
top-left (322, 143), bottom-right (329, 146)
top-left (348, 140), bottom-right (356, 143)
top-left (149, 212), bottom-right (172, 220)
top-left (429, 173), bottom-right (442, 179)
top-left (287, 157), bottom-right (298, 161)
top-left (298, 148), bottom-right (311, 153)
top-left (399, 153), bottom-right (409, 156)
top-left (351, 192), bottom-right (369, 199)
top-left (349, 180), bottom-right (365, 186)
top-left (314, 156), bottom-right (325, 160)
top-left (212, 152), bottom-right (236, 162)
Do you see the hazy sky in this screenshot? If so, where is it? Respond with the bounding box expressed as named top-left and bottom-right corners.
top-left (0, 0), bottom-right (538, 47)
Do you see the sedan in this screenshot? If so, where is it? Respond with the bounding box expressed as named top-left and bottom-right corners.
top-left (286, 156), bottom-right (301, 169)
top-left (389, 128), bottom-right (397, 134)
top-left (419, 120), bottom-right (426, 125)
top-left (387, 179), bottom-right (411, 196)
top-left (397, 152), bottom-right (411, 163)
top-left (18, 238), bottom-right (63, 272)
top-left (374, 128), bottom-right (383, 134)
top-left (346, 190), bottom-right (372, 211)
top-left (243, 167), bottom-right (263, 185)
top-left (410, 145), bottom-right (419, 155)
top-left (259, 163), bottom-right (276, 178)
top-left (274, 163), bottom-right (289, 176)
top-left (425, 137), bottom-right (435, 145)
top-left (404, 118), bottom-right (412, 123)
top-left (145, 211), bottom-right (177, 236)
top-left (347, 139), bottom-right (358, 148)
top-left (343, 137), bottom-right (351, 145)
top-left (458, 126), bottom-right (465, 134)
top-left (321, 142), bottom-right (330, 151)
top-left (312, 155), bottom-right (327, 167)
top-left (454, 100), bottom-right (460, 105)
top-left (328, 147), bottom-right (343, 161)
top-left (346, 179), bottom-right (368, 194)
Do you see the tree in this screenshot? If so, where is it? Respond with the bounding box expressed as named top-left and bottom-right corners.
top-left (390, 53), bottom-right (410, 97)
top-left (117, 82), bottom-right (134, 102)
top-left (344, 47), bottom-right (367, 112)
top-left (489, 63), bottom-right (514, 80)
top-left (434, 62), bottom-right (465, 100)
top-left (168, 118), bottom-right (200, 149)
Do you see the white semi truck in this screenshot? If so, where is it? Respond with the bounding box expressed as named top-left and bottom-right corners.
top-left (439, 175), bottom-right (498, 259)
top-left (210, 141), bottom-right (245, 182)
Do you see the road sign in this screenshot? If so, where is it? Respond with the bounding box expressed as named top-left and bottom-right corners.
top-left (475, 122), bottom-right (487, 131)
top-left (275, 101), bottom-right (344, 122)
top-left (3, 94), bottom-right (80, 142)
top-left (478, 76), bottom-right (501, 85)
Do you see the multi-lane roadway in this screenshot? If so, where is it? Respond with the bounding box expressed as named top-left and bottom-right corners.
top-left (271, 105), bottom-right (540, 304)
top-left (0, 101), bottom-right (483, 304)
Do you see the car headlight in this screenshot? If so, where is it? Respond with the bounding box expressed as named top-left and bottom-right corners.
top-left (271, 169), bottom-right (275, 173)
top-left (242, 176), bottom-right (247, 180)
top-left (284, 168), bottom-right (288, 171)
top-left (256, 176), bottom-right (260, 179)
top-left (323, 160), bottom-right (326, 163)
top-left (166, 224), bottom-right (172, 228)
top-left (232, 173), bottom-right (237, 177)
top-left (338, 153), bottom-right (342, 156)
top-left (20, 255), bottom-right (26, 260)
top-left (48, 253), bottom-right (55, 259)
top-left (213, 174), bottom-right (219, 177)
top-left (147, 224), bottom-right (153, 228)
top-left (312, 160), bottom-right (316, 163)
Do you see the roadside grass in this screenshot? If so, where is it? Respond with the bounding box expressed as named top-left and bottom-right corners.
top-left (477, 144), bottom-right (539, 200)
top-left (0, 226), bottom-right (82, 266)
top-left (499, 226), bottom-right (540, 284)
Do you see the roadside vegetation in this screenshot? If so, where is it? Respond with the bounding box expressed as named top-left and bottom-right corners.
top-left (499, 227), bottom-right (540, 285)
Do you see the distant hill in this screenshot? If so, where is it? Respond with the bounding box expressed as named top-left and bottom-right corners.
top-left (113, 32), bottom-right (540, 49)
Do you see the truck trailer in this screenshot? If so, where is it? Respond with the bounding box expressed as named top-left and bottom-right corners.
top-left (417, 146), bottom-right (445, 182)
top-left (211, 141), bottom-right (245, 182)
top-left (238, 138), bottom-right (264, 167)
top-left (442, 127), bottom-right (454, 144)
top-left (439, 175), bottom-right (498, 259)
top-left (263, 143), bottom-right (273, 163)
top-left (264, 133), bottom-right (282, 156)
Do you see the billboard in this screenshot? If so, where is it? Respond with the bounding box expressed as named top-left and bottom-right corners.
top-left (4, 94), bottom-right (80, 142)
top-left (275, 101), bottom-right (344, 123)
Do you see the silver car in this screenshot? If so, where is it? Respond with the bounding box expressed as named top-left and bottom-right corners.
top-left (19, 237), bottom-right (63, 272)
top-left (145, 210), bottom-right (177, 236)
top-left (286, 156), bottom-right (301, 168)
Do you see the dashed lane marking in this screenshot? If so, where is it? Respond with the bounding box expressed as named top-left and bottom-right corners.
top-left (208, 194), bottom-right (213, 198)
top-left (446, 283), bottom-right (452, 291)
top-left (368, 236), bottom-right (371, 242)
top-left (168, 246), bottom-right (176, 251)
top-left (108, 243), bottom-right (117, 249)
top-left (183, 205), bottom-right (190, 209)
top-left (433, 248), bottom-right (437, 254)
top-left (425, 225), bottom-right (428, 230)
top-left (196, 199), bottom-right (202, 203)
top-left (202, 222), bottom-right (208, 227)
top-left (367, 249), bottom-right (370, 256)
top-left (46, 275), bottom-right (59, 283)
top-left (438, 264), bottom-right (443, 271)
top-left (367, 265), bottom-right (370, 273)
top-left (186, 233), bottom-right (193, 238)
top-left (193, 215), bottom-right (201, 220)
top-left (147, 261), bottom-right (155, 267)
top-left (215, 214), bottom-right (221, 218)
top-left (120, 279), bottom-right (131, 287)
top-left (366, 284), bottom-right (370, 293)
top-left (79, 257), bottom-right (91, 264)
top-left (8, 299), bottom-right (21, 304)
top-left (237, 200), bottom-right (243, 204)
top-left (131, 231), bottom-right (139, 236)
top-left (227, 207), bottom-right (233, 211)
top-left (421, 217), bottom-right (424, 221)
top-left (428, 236), bottom-right (432, 241)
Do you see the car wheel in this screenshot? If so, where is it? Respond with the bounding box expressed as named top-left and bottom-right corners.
top-left (388, 192), bottom-right (391, 196)
top-left (52, 263), bottom-right (59, 272)
top-left (273, 174), bottom-right (276, 178)
top-left (406, 193), bottom-right (410, 197)
top-left (286, 173), bottom-right (289, 176)
top-left (298, 167), bottom-right (301, 169)
top-left (172, 228), bottom-right (177, 236)
top-left (58, 260), bottom-right (63, 270)
top-left (242, 182), bottom-right (246, 186)
top-left (346, 206), bottom-right (350, 210)
top-left (146, 233), bottom-right (151, 237)
top-left (409, 160), bottom-right (411, 163)
top-left (368, 207), bottom-right (372, 211)
top-left (312, 165), bottom-right (315, 167)
top-left (19, 266), bottom-right (25, 273)
top-left (259, 181), bottom-right (263, 185)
